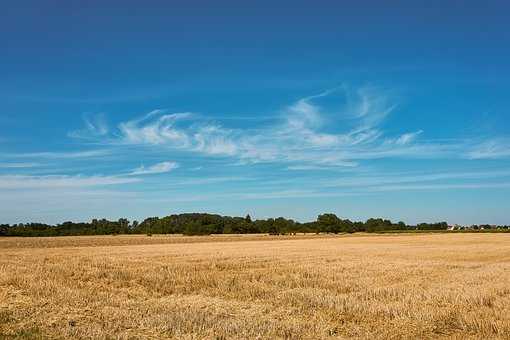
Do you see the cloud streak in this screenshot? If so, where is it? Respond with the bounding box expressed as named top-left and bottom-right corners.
top-left (87, 86), bottom-right (457, 167)
top-left (322, 170), bottom-right (510, 188)
top-left (68, 113), bottom-right (109, 139)
top-left (66, 86), bottom-right (510, 172)
top-left (0, 162), bottom-right (40, 168)
top-left (466, 138), bottom-right (510, 159)
top-left (129, 161), bottom-right (179, 176)
top-left (0, 174), bottom-right (139, 189)
top-left (366, 182), bottom-right (510, 192)
top-left (2, 149), bottom-right (111, 160)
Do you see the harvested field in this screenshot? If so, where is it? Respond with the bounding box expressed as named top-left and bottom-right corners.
top-left (1, 233), bottom-right (510, 339)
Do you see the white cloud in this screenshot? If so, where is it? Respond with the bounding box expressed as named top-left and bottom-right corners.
top-left (193, 125), bottom-right (239, 155)
top-left (323, 169), bottom-right (510, 188)
top-left (3, 149), bottom-right (111, 159)
top-left (163, 176), bottom-right (251, 186)
top-left (394, 130), bottom-right (423, 145)
top-left (129, 161), bottom-right (179, 175)
top-left (0, 174), bottom-right (139, 189)
top-left (286, 164), bottom-right (357, 171)
top-left (68, 113), bottom-right (109, 139)
top-left (104, 86), bottom-right (412, 166)
top-left (118, 111), bottom-right (192, 146)
top-left (343, 87), bottom-right (396, 140)
top-left (139, 189), bottom-right (364, 203)
top-left (68, 86), bottom-right (509, 168)
top-left (467, 138), bottom-right (510, 159)
top-left (367, 182), bottom-right (510, 192)
top-left (0, 162), bottom-right (39, 168)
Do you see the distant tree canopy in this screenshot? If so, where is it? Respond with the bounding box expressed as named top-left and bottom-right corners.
top-left (1, 213), bottom-right (507, 237)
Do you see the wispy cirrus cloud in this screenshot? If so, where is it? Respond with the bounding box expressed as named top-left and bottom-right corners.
top-left (79, 86), bottom-right (444, 167)
top-left (0, 162), bottom-right (40, 168)
top-left (129, 161), bottom-right (179, 176)
top-left (393, 130), bottom-right (423, 145)
top-left (366, 182), bottom-right (510, 192)
top-left (286, 164), bottom-right (357, 171)
top-left (118, 110), bottom-right (193, 146)
top-left (164, 176), bottom-right (253, 186)
top-left (67, 86), bottom-right (510, 169)
top-left (322, 169), bottom-right (510, 188)
top-left (0, 174), bottom-right (139, 189)
top-left (2, 149), bottom-right (111, 160)
top-left (68, 113), bottom-right (109, 139)
top-left (466, 138), bottom-right (510, 159)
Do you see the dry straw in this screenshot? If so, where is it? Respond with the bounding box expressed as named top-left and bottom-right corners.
top-left (1, 233), bottom-right (510, 339)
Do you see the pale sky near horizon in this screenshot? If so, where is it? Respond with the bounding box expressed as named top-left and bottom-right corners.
top-left (1, 1), bottom-right (509, 225)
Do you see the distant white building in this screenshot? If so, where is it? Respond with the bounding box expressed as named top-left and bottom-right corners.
top-left (449, 224), bottom-right (466, 230)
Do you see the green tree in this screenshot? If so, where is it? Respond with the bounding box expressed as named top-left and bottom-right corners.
top-left (317, 214), bottom-right (341, 233)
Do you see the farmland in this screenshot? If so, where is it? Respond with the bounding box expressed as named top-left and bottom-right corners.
top-left (1, 233), bottom-right (510, 339)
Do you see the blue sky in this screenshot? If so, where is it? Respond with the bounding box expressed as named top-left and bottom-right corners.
top-left (1, 0), bottom-right (509, 225)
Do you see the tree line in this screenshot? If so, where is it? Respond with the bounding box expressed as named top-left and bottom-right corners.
top-left (1, 213), bottom-right (508, 237)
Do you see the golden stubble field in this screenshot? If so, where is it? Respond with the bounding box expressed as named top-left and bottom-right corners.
top-left (1, 233), bottom-right (510, 339)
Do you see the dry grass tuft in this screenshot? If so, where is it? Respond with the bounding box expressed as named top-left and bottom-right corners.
top-left (1, 233), bottom-right (510, 339)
